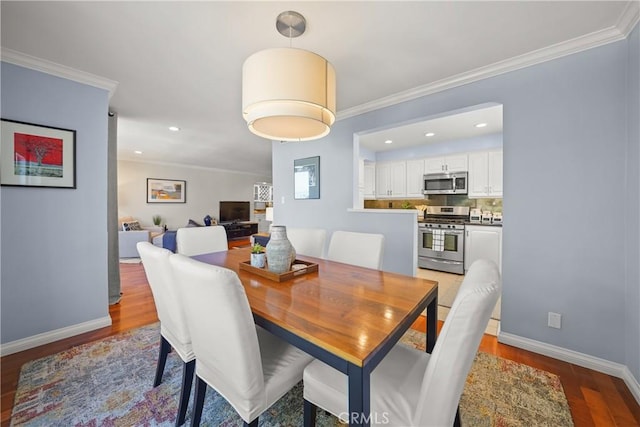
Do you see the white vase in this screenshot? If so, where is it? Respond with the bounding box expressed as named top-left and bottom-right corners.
top-left (251, 253), bottom-right (266, 268)
top-left (266, 226), bottom-right (295, 273)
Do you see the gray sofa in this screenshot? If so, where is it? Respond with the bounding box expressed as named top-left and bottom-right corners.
top-left (118, 217), bottom-right (163, 258)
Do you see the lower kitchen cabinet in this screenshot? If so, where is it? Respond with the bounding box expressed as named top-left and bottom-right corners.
top-left (254, 213), bottom-right (270, 233)
top-left (465, 225), bottom-right (502, 273)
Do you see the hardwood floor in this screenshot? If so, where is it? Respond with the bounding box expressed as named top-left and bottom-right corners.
top-left (2, 243), bottom-right (639, 426)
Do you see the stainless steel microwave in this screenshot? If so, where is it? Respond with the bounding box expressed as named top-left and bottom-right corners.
top-left (423, 172), bottom-right (468, 195)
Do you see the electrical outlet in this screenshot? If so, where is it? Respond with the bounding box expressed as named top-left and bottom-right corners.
top-left (281, 196), bottom-right (285, 204)
top-left (548, 312), bottom-right (562, 329)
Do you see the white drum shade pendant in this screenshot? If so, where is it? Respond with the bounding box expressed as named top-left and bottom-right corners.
top-left (242, 12), bottom-right (336, 142)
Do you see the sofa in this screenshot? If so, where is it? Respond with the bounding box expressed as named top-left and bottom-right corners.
top-left (118, 217), bottom-right (163, 258)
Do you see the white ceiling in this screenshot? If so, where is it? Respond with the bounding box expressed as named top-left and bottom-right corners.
top-left (358, 104), bottom-right (503, 152)
top-left (1, 1), bottom-right (636, 176)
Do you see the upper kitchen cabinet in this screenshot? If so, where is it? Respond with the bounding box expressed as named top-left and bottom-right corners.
top-left (363, 162), bottom-right (376, 199)
top-left (424, 154), bottom-right (468, 173)
top-left (406, 159), bottom-right (425, 198)
top-left (376, 161), bottom-right (406, 198)
top-left (468, 150), bottom-right (503, 198)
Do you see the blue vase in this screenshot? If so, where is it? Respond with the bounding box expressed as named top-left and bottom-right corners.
top-left (266, 226), bottom-right (295, 273)
top-left (203, 215), bottom-right (212, 226)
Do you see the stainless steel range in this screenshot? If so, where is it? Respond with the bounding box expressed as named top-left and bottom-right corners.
top-left (418, 206), bottom-right (469, 275)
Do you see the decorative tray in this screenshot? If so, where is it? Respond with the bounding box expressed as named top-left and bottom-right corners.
top-left (239, 259), bottom-right (318, 282)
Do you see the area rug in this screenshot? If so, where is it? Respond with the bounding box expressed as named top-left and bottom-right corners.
top-left (433, 273), bottom-right (501, 320)
top-left (10, 324), bottom-right (573, 426)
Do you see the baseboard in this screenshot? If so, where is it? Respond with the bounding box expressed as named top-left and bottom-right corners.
top-left (499, 331), bottom-right (640, 405)
top-left (622, 365), bottom-right (640, 405)
top-left (0, 315), bottom-right (112, 357)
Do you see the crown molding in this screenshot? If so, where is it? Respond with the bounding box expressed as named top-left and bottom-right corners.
top-left (0, 48), bottom-right (118, 98)
top-left (338, 12), bottom-right (637, 121)
top-left (118, 157), bottom-right (271, 178)
top-left (618, 0), bottom-right (640, 37)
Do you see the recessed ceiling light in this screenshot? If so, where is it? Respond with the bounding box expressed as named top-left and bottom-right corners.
top-left (475, 123), bottom-right (488, 128)
top-left (168, 126), bottom-right (180, 132)
top-left (384, 139), bottom-right (393, 144)
top-left (134, 150), bottom-right (143, 154)
top-left (425, 132), bottom-right (435, 137)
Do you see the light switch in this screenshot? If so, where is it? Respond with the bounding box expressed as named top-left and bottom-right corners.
top-left (548, 312), bottom-right (562, 329)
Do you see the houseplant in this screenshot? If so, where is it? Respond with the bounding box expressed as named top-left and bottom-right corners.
top-left (152, 215), bottom-right (162, 226)
top-left (250, 243), bottom-right (266, 268)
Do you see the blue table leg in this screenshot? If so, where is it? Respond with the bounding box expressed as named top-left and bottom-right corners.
top-left (348, 363), bottom-right (370, 427)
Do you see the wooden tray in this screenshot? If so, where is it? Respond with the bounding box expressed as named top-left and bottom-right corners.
top-left (239, 259), bottom-right (318, 282)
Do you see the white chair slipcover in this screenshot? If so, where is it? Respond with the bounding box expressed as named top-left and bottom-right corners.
top-left (286, 228), bottom-right (327, 258)
top-left (303, 259), bottom-right (502, 427)
top-left (136, 242), bottom-right (195, 426)
top-left (176, 225), bottom-right (228, 256)
top-left (326, 230), bottom-right (385, 270)
top-left (169, 254), bottom-right (314, 426)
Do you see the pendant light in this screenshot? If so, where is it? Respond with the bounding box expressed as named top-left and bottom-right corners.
top-left (242, 11), bottom-right (336, 141)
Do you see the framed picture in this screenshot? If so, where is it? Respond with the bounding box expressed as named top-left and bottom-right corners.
top-left (1, 119), bottom-right (76, 188)
top-left (294, 156), bottom-right (320, 199)
top-left (147, 178), bottom-right (186, 203)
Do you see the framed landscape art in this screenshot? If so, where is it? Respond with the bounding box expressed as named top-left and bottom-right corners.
top-left (147, 178), bottom-right (186, 203)
top-left (0, 119), bottom-right (76, 188)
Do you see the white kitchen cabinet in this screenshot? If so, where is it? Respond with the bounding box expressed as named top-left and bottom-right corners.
top-left (376, 161), bottom-right (406, 198)
top-left (465, 225), bottom-right (502, 273)
top-left (405, 159), bottom-right (425, 198)
top-left (254, 213), bottom-right (270, 233)
top-left (424, 154), bottom-right (468, 174)
top-left (468, 150), bottom-right (503, 198)
top-left (363, 162), bottom-right (376, 199)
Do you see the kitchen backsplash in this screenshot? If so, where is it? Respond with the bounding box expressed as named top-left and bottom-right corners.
top-left (364, 195), bottom-right (502, 212)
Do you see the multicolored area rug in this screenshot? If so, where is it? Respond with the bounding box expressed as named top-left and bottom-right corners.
top-left (10, 324), bottom-right (573, 426)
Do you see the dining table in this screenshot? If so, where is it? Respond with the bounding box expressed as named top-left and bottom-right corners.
top-left (193, 247), bottom-right (438, 427)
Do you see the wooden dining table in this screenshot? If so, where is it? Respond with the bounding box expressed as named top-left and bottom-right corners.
top-left (193, 247), bottom-right (438, 427)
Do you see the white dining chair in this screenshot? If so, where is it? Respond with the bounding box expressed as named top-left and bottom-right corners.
top-left (286, 227), bottom-right (327, 258)
top-left (326, 230), bottom-right (385, 270)
top-left (169, 254), bottom-right (315, 427)
top-left (136, 242), bottom-right (194, 427)
top-left (176, 225), bottom-right (228, 256)
top-left (303, 259), bottom-right (501, 427)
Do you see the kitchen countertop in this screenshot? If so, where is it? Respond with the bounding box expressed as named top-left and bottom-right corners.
top-left (417, 219), bottom-right (502, 227)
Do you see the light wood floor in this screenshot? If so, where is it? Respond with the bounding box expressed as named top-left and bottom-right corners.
top-left (2, 242), bottom-right (639, 426)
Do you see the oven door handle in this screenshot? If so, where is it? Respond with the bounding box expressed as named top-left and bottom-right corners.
top-left (419, 227), bottom-right (464, 235)
top-left (445, 229), bottom-right (464, 235)
top-left (426, 258), bottom-right (462, 265)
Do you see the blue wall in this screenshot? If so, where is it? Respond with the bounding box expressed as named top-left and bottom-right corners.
top-left (625, 24), bottom-right (640, 385)
top-left (273, 29), bottom-right (638, 380)
top-left (1, 63), bottom-right (110, 344)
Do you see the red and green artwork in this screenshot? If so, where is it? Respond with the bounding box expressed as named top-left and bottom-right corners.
top-left (13, 132), bottom-right (64, 177)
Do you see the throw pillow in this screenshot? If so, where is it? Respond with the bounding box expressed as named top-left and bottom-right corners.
top-left (186, 219), bottom-right (203, 227)
top-left (122, 221), bottom-right (143, 231)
